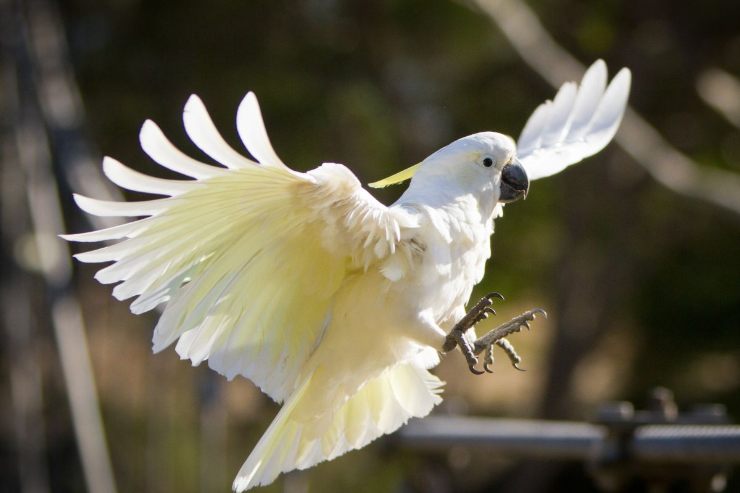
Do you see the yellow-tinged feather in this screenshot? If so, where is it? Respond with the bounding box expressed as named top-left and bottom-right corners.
top-left (65, 93), bottom-right (431, 491)
top-left (233, 362), bottom-right (442, 491)
top-left (367, 163), bottom-right (421, 188)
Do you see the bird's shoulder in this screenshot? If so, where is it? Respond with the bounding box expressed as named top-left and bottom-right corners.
top-left (290, 163), bottom-right (420, 270)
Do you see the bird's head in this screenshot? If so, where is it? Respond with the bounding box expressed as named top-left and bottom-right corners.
top-left (369, 132), bottom-right (529, 205)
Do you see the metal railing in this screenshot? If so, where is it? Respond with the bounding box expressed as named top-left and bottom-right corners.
top-left (399, 388), bottom-right (740, 492)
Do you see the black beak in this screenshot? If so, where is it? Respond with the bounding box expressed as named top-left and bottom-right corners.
top-left (499, 161), bottom-right (529, 203)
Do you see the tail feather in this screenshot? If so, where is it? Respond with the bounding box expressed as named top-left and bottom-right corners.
top-left (233, 361), bottom-right (443, 491)
top-left (233, 377), bottom-right (311, 491)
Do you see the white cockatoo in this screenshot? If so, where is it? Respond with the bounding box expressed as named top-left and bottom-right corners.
top-left (64, 60), bottom-right (630, 490)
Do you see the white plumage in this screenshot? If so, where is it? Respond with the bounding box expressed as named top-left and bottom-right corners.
top-left (63, 60), bottom-right (630, 490)
top-left (517, 60), bottom-right (631, 180)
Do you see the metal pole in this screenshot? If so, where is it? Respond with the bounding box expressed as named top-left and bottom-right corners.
top-left (401, 416), bottom-right (604, 460)
top-left (400, 416), bottom-right (740, 464)
top-left (633, 426), bottom-right (740, 463)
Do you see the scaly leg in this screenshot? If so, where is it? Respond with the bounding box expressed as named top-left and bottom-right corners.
top-left (473, 308), bottom-right (546, 373)
top-left (442, 293), bottom-right (504, 375)
top-left (486, 338), bottom-right (522, 373)
top-left (443, 295), bottom-right (546, 375)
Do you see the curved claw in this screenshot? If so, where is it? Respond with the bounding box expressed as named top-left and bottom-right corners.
top-left (469, 363), bottom-right (485, 375)
top-left (522, 321), bottom-right (531, 330)
top-left (483, 362), bottom-right (494, 373)
top-left (484, 306), bottom-right (497, 317)
top-left (532, 308), bottom-right (547, 319)
top-left (486, 292), bottom-right (505, 301)
top-left (512, 362), bottom-right (526, 372)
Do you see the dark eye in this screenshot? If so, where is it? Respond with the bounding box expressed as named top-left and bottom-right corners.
top-left (483, 157), bottom-right (493, 167)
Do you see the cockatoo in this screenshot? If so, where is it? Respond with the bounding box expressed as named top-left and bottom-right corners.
top-left (63, 60), bottom-right (630, 490)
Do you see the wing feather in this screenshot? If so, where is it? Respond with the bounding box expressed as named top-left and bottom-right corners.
top-left (236, 92), bottom-right (289, 169)
top-left (139, 120), bottom-right (228, 179)
top-left (183, 95), bottom-right (257, 169)
top-left (518, 102), bottom-right (549, 155)
top-left (72, 194), bottom-right (172, 217)
top-left (60, 219), bottom-right (149, 242)
top-left (65, 92), bottom-right (415, 403)
top-left (567, 60), bottom-right (608, 142)
top-left (102, 156), bottom-right (198, 196)
top-left (517, 60), bottom-right (631, 180)
top-left (538, 81), bottom-right (577, 147)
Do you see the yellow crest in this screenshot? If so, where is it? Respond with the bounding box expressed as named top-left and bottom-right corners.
top-left (368, 163), bottom-right (421, 189)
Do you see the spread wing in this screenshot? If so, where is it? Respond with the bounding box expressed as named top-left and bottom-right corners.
top-left (517, 60), bottom-right (631, 180)
top-left (63, 92), bottom-right (417, 403)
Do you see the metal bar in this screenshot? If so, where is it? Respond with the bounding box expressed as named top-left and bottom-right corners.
top-left (633, 425), bottom-right (740, 463)
top-left (399, 416), bottom-right (740, 464)
top-left (401, 416), bottom-right (605, 460)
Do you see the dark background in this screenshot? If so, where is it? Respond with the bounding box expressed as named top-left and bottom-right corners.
top-left (2, 0), bottom-right (739, 492)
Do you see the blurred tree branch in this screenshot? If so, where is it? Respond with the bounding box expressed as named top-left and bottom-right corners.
top-left (697, 68), bottom-right (740, 130)
top-left (468, 0), bottom-right (740, 216)
top-left (1, 93), bottom-right (50, 493)
top-left (1, 0), bottom-right (119, 491)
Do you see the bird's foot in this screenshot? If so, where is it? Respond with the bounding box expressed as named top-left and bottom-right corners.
top-left (472, 308), bottom-right (547, 373)
top-left (442, 292), bottom-right (504, 375)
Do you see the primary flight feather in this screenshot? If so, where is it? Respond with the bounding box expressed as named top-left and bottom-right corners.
top-left (64, 60), bottom-right (630, 490)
